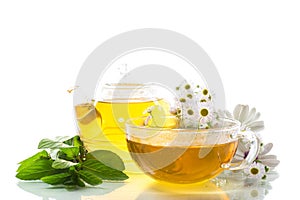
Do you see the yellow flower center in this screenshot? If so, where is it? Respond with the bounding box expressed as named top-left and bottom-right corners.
top-left (187, 109), bottom-right (194, 115)
top-left (187, 94), bottom-right (193, 99)
top-left (185, 84), bottom-right (191, 90)
top-left (250, 167), bottom-right (259, 175)
top-left (200, 108), bottom-right (209, 117)
top-left (202, 89), bottom-right (208, 95)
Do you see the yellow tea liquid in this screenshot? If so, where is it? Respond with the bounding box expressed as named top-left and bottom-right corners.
top-left (75, 98), bottom-right (169, 171)
top-left (127, 140), bottom-right (238, 183)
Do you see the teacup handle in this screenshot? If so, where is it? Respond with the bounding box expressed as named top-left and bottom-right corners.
top-left (222, 131), bottom-right (260, 170)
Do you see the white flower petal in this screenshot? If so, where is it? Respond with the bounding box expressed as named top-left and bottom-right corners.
top-left (239, 105), bottom-right (249, 123)
top-left (232, 157), bottom-right (243, 162)
top-left (253, 112), bottom-right (261, 121)
top-left (261, 159), bottom-right (280, 168)
top-left (260, 143), bottom-right (273, 155)
top-left (233, 104), bottom-right (243, 120)
top-left (244, 107), bottom-right (256, 124)
top-left (238, 141), bottom-right (249, 153)
top-left (234, 153), bottom-right (245, 159)
top-left (250, 126), bottom-right (264, 132)
top-left (244, 162), bottom-right (265, 179)
top-left (247, 121), bottom-right (264, 132)
top-left (258, 154), bottom-right (277, 160)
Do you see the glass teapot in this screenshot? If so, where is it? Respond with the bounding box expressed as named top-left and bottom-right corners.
top-left (74, 83), bottom-right (172, 172)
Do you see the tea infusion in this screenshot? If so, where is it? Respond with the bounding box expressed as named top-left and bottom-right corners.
top-left (75, 98), bottom-right (169, 169)
top-left (127, 139), bottom-right (238, 183)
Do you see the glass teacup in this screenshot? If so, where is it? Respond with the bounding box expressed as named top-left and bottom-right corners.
top-left (126, 117), bottom-right (259, 184)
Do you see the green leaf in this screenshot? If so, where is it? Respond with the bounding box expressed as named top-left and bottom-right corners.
top-left (86, 150), bottom-right (125, 171)
top-left (38, 139), bottom-right (68, 149)
top-left (16, 159), bottom-right (62, 180)
top-left (82, 160), bottom-right (128, 181)
top-left (63, 135), bottom-right (83, 147)
top-left (73, 135), bottom-right (83, 147)
top-left (17, 150), bottom-right (49, 172)
top-left (59, 147), bottom-right (79, 160)
top-left (78, 170), bottom-right (102, 185)
top-left (41, 173), bottom-right (71, 185)
top-left (63, 171), bottom-right (85, 187)
top-left (76, 178), bottom-right (86, 187)
top-left (52, 159), bottom-right (79, 169)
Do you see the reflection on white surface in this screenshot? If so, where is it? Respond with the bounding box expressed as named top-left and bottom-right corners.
top-left (217, 171), bottom-right (279, 200)
top-left (17, 171), bottom-right (279, 200)
top-left (17, 181), bottom-right (124, 200)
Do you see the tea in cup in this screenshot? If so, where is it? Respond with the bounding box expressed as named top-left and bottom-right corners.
top-left (126, 117), bottom-right (259, 183)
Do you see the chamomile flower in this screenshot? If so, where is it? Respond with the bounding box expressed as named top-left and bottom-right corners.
top-left (174, 81), bottom-right (216, 128)
top-left (233, 104), bottom-right (264, 132)
top-left (175, 81), bottom-right (194, 99)
top-left (234, 140), bottom-right (280, 169)
top-left (233, 141), bottom-right (279, 181)
top-left (244, 162), bottom-right (266, 179)
top-left (257, 143), bottom-right (280, 168)
top-left (181, 104), bottom-right (201, 128)
top-left (198, 102), bottom-right (215, 125)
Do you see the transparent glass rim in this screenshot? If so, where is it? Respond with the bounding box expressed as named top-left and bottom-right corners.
top-left (103, 83), bottom-right (148, 89)
top-left (126, 117), bottom-right (241, 134)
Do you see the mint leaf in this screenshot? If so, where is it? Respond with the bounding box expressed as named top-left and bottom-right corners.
top-left (52, 159), bottom-right (79, 169)
top-left (58, 147), bottom-right (79, 160)
top-left (16, 159), bottom-right (62, 180)
top-left (41, 173), bottom-right (71, 185)
top-left (87, 150), bottom-right (125, 171)
top-left (76, 178), bottom-right (86, 187)
top-left (16, 134), bottom-right (129, 189)
top-left (78, 170), bottom-right (102, 185)
top-left (73, 135), bottom-right (83, 147)
top-left (38, 139), bottom-right (68, 149)
top-left (17, 150), bottom-right (49, 172)
top-left (82, 160), bottom-right (128, 181)
top-left (63, 135), bottom-right (82, 147)
top-left (66, 167), bottom-right (86, 187)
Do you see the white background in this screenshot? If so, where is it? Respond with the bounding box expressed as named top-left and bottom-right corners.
top-left (1, 0), bottom-right (299, 199)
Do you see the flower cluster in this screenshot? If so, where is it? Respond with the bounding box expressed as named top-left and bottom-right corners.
top-left (143, 82), bottom-right (279, 181)
top-left (226, 104), bottom-right (280, 180)
top-left (173, 81), bottom-right (215, 128)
